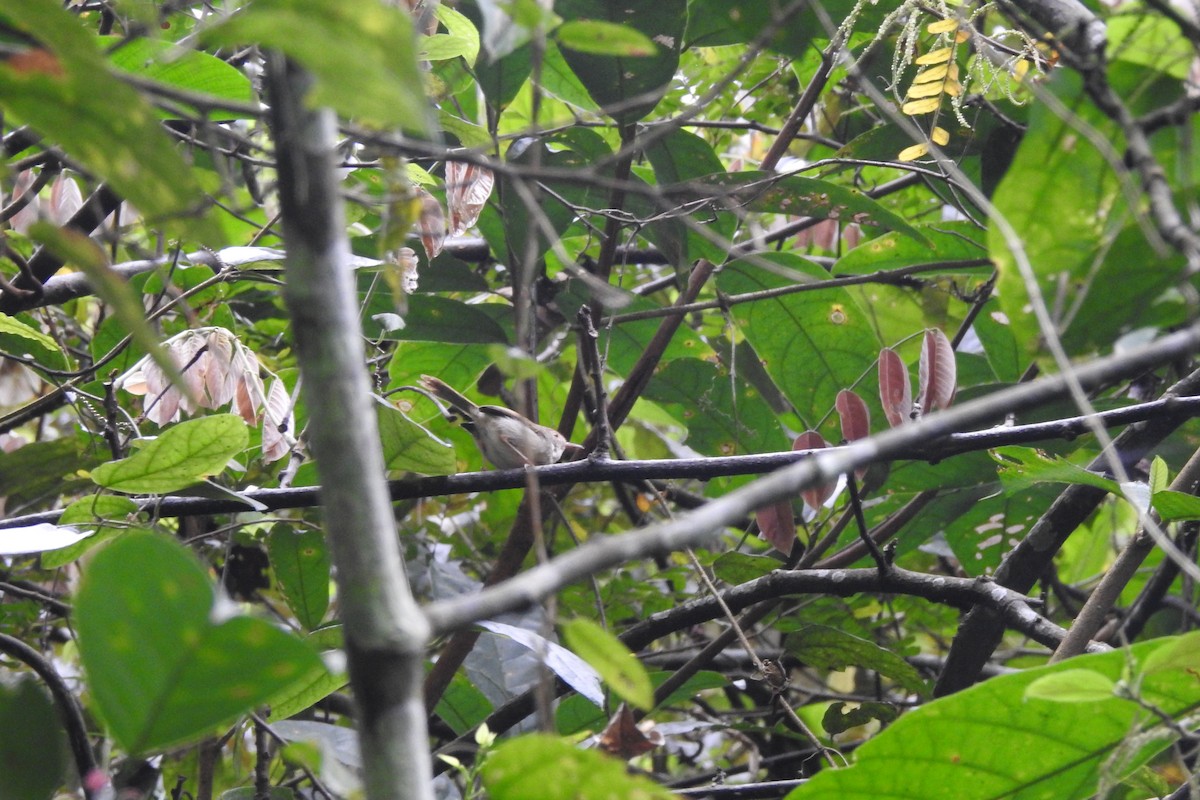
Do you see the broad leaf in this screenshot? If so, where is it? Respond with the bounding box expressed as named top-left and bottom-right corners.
top-left (786, 634), bottom-right (1200, 800)
top-left (555, 0), bottom-right (685, 124)
top-left (717, 255), bottom-right (882, 430)
top-left (0, 0), bottom-right (220, 241)
top-left (562, 618), bottom-right (654, 710)
top-left (203, 0), bottom-right (433, 133)
top-left (90, 414), bottom-right (249, 494)
top-left (990, 446), bottom-right (1120, 496)
top-left (75, 532), bottom-right (327, 753)
top-left (483, 735), bottom-right (675, 799)
top-left (268, 524), bottom-right (330, 630)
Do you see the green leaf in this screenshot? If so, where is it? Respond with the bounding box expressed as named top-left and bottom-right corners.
top-left (644, 358), bottom-right (788, 457)
top-left (75, 532), bottom-right (327, 753)
top-left (990, 446), bottom-right (1120, 496)
top-left (0, 0), bottom-right (220, 241)
top-left (555, 0), bottom-right (685, 124)
top-left (712, 552), bottom-right (780, 585)
top-left (366, 296), bottom-right (508, 344)
top-left (436, 672), bottom-right (494, 735)
top-left (833, 221), bottom-right (986, 275)
top-left (823, 700), bottom-right (899, 735)
top-left (643, 128), bottom-right (729, 268)
top-left (482, 735), bottom-right (675, 800)
top-left (42, 495), bottom-right (141, 568)
top-left (1150, 489), bottom-right (1200, 521)
top-left (716, 255), bottom-right (882, 429)
top-left (203, 0), bottom-right (433, 133)
top-left (556, 20), bottom-right (659, 56)
top-left (1141, 632), bottom-right (1200, 675)
top-left (0, 436), bottom-right (95, 510)
top-left (1024, 669), bottom-right (1116, 703)
top-left (105, 36), bottom-right (254, 112)
top-left (562, 618), bottom-right (655, 711)
top-left (785, 625), bottom-right (928, 697)
top-left (377, 399), bottom-right (457, 474)
top-left (990, 72), bottom-right (1183, 358)
top-left (785, 635), bottom-right (1200, 800)
top-left (0, 679), bottom-right (67, 800)
top-left (268, 524), bottom-right (330, 630)
top-left (90, 414), bottom-right (249, 494)
top-left (0, 312), bottom-right (66, 370)
top-left (693, 173), bottom-right (929, 244)
top-left (1148, 456), bottom-right (1169, 495)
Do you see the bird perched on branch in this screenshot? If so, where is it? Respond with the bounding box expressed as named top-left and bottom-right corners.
top-left (419, 375), bottom-right (582, 469)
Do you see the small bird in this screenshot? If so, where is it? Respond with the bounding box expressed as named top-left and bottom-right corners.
top-left (419, 375), bottom-right (581, 469)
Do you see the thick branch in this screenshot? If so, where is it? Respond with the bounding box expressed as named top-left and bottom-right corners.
top-left (264, 54), bottom-right (432, 800)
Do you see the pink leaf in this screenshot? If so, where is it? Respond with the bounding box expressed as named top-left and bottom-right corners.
top-left (49, 173), bottom-right (83, 225)
top-left (835, 390), bottom-right (871, 479)
top-left (835, 390), bottom-right (870, 442)
top-left (878, 347), bottom-right (912, 428)
top-left (794, 431), bottom-right (836, 512)
top-left (917, 328), bottom-right (957, 415)
top-left (755, 501), bottom-right (796, 555)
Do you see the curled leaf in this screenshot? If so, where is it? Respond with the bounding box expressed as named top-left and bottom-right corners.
top-left (836, 390), bottom-right (871, 479)
top-left (917, 328), bottom-right (957, 415)
top-left (445, 161), bottom-right (494, 236)
top-left (414, 187), bottom-right (445, 260)
top-left (878, 347), bottom-right (912, 428)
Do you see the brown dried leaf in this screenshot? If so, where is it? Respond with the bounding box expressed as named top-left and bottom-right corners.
top-left (415, 187), bottom-right (445, 260)
top-left (597, 705), bottom-right (663, 760)
top-left (261, 378), bottom-right (295, 463)
top-left (879, 348), bottom-right (912, 428)
top-left (445, 161), bottom-right (494, 236)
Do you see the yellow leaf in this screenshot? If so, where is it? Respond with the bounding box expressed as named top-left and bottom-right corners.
top-left (927, 18), bottom-right (958, 33)
top-left (955, 29), bottom-right (970, 42)
top-left (931, 126), bottom-right (950, 145)
top-left (943, 79), bottom-right (963, 97)
top-left (902, 97), bottom-right (941, 115)
top-left (916, 47), bottom-right (953, 64)
top-left (913, 64), bottom-right (950, 83)
top-left (898, 142), bottom-right (929, 161)
top-left (907, 81), bottom-right (944, 98)
top-left (1014, 59), bottom-right (1030, 81)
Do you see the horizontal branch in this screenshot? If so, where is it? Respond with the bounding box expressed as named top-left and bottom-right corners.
top-left (618, 566), bottom-right (1090, 654)
top-left (7, 386), bottom-right (1200, 530)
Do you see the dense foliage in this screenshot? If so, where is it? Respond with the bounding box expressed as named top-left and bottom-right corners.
top-left (1, 0), bottom-right (1199, 799)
